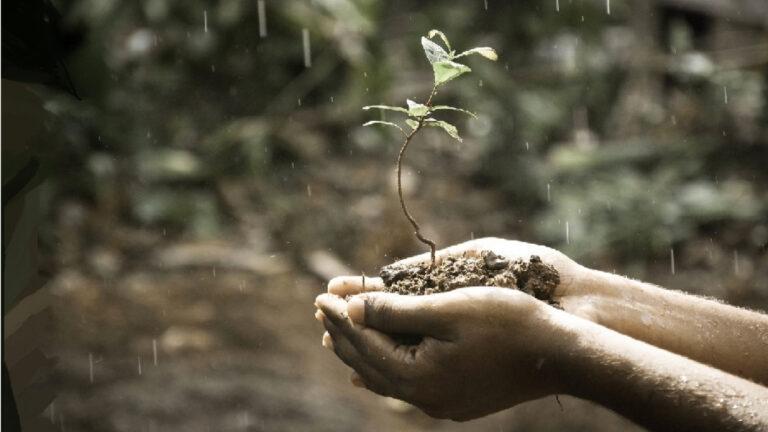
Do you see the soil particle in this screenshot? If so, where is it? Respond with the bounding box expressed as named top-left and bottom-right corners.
top-left (380, 250), bottom-right (560, 303)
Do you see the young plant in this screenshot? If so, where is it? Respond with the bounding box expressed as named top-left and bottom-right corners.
top-left (363, 30), bottom-right (497, 267)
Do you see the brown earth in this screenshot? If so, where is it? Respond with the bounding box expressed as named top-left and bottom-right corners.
top-left (381, 251), bottom-right (560, 305)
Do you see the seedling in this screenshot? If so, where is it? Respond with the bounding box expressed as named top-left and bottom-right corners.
top-left (363, 30), bottom-right (497, 266)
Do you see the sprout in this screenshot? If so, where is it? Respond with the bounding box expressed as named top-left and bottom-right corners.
top-left (363, 30), bottom-right (497, 266)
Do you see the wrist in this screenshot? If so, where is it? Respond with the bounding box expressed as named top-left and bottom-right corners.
top-left (543, 309), bottom-right (606, 400)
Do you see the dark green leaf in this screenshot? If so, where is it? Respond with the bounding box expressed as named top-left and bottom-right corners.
top-left (363, 121), bottom-right (405, 134)
top-left (432, 60), bottom-right (471, 86)
top-left (427, 29), bottom-right (451, 52)
top-left (362, 105), bottom-right (408, 114)
top-left (405, 119), bottom-right (420, 131)
top-left (424, 118), bottom-right (462, 142)
top-left (431, 105), bottom-right (478, 118)
top-left (421, 37), bottom-right (450, 64)
top-left (406, 99), bottom-right (430, 117)
top-left (455, 47), bottom-right (498, 61)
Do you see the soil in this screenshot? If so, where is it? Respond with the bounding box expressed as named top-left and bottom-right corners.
top-left (380, 250), bottom-right (561, 304)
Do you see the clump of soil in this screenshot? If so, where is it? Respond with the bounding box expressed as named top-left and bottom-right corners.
top-left (380, 251), bottom-right (560, 304)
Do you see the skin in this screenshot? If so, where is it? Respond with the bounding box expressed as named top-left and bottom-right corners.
top-left (314, 237), bottom-right (768, 429)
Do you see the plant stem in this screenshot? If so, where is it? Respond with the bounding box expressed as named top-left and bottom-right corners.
top-left (396, 84), bottom-right (439, 267)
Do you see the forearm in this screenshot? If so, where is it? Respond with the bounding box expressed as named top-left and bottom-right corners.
top-left (551, 310), bottom-right (768, 432)
top-left (558, 268), bottom-right (768, 384)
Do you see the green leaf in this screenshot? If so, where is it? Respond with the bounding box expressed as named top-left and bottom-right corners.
top-left (431, 105), bottom-right (478, 119)
top-left (455, 47), bottom-right (498, 61)
top-left (405, 119), bottom-right (420, 131)
top-left (432, 60), bottom-right (471, 86)
top-left (427, 29), bottom-right (451, 52)
top-left (362, 105), bottom-right (408, 114)
top-left (424, 118), bottom-right (462, 142)
top-left (406, 99), bottom-right (430, 117)
top-left (421, 37), bottom-right (450, 64)
top-left (363, 121), bottom-right (405, 134)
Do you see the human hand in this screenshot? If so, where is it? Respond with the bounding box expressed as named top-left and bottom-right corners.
top-left (328, 237), bottom-right (590, 301)
top-left (315, 287), bottom-right (567, 421)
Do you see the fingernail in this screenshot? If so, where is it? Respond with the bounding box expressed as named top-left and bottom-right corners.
top-left (347, 297), bottom-right (365, 324)
top-left (314, 310), bottom-right (325, 322)
top-left (350, 371), bottom-right (365, 388)
top-left (322, 332), bottom-right (334, 350)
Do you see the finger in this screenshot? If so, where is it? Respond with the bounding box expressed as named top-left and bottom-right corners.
top-left (322, 331), bottom-right (334, 350)
top-left (328, 275), bottom-right (385, 296)
top-left (346, 292), bottom-right (450, 337)
top-left (317, 294), bottom-right (410, 374)
top-left (394, 239), bottom-right (482, 267)
top-left (322, 317), bottom-right (395, 397)
top-left (350, 370), bottom-right (365, 388)
top-left (314, 309), bottom-right (326, 323)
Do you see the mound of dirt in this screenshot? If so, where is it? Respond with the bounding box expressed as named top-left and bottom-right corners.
top-left (380, 250), bottom-right (560, 304)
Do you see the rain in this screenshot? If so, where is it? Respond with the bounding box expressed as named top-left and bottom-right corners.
top-left (258, 0), bottom-right (267, 38)
top-left (302, 28), bottom-right (312, 68)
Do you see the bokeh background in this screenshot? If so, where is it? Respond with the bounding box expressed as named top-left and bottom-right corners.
top-left (7, 0), bottom-right (768, 430)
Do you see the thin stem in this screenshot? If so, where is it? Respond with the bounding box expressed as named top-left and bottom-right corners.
top-left (396, 84), bottom-right (439, 267)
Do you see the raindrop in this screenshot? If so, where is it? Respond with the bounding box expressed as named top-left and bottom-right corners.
top-left (297, 98), bottom-right (302, 106)
top-left (330, 96), bottom-right (335, 103)
top-left (525, 141), bottom-right (530, 150)
top-left (257, 0), bottom-right (268, 38)
top-left (565, 221), bottom-right (570, 244)
top-left (733, 250), bottom-right (740, 276)
top-left (49, 401), bottom-right (55, 423)
top-left (470, 231), bottom-right (475, 240)
top-left (606, 0), bottom-right (611, 15)
top-left (204, 10), bottom-right (208, 33)
top-left (670, 248), bottom-right (675, 275)
top-left (302, 28), bottom-right (312, 68)
top-left (212, 266), bottom-right (217, 278)
top-left (153, 339), bottom-right (158, 366)
top-left (484, 0), bottom-right (488, 11)
top-left (138, 355), bottom-right (143, 375)
top-left (723, 86), bottom-right (728, 104)
top-left (307, 184), bottom-right (312, 197)
top-left (556, 0), bottom-right (560, 12)
top-left (547, 183), bottom-right (551, 202)
top-left (479, 79), bottom-right (483, 87)
top-left (89, 353), bottom-right (94, 383)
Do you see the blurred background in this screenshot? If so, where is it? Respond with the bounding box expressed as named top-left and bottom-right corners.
top-left (4, 0), bottom-right (768, 430)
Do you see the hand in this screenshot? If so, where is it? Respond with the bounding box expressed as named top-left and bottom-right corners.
top-left (315, 287), bottom-right (567, 421)
top-left (328, 237), bottom-right (590, 301)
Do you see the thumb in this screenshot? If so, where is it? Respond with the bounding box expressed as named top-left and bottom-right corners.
top-left (347, 292), bottom-right (449, 337)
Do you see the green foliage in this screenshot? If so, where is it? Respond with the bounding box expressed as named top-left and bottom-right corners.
top-left (363, 29), bottom-right (496, 142)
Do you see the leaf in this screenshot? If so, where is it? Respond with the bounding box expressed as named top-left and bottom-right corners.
top-left (431, 105), bottom-right (478, 119)
top-left (455, 47), bottom-right (498, 61)
top-left (432, 60), bottom-right (471, 86)
top-left (405, 119), bottom-right (420, 131)
top-left (424, 118), bottom-right (462, 142)
top-left (363, 121), bottom-right (405, 134)
top-left (362, 105), bottom-right (408, 114)
top-left (421, 37), bottom-right (450, 64)
top-left (406, 99), bottom-right (430, 117)
top-left (427, 29), bottom-right (451, 52)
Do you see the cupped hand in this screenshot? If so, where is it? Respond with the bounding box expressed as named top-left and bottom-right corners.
top-left (315, 287), bottom-right (568, 421)
top-left (327, 237), bottom-right (590, 300)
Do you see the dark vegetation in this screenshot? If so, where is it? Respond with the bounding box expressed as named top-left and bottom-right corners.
top-left (26, 0), bottom-right (768, 430)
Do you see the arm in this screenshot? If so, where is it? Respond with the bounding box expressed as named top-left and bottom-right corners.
top-left (330, 237), bottom-right (768, 385)
top-left (315, 287), bottom-right (768, 429)
top-left (557, 307), bottom-right (768, 432)
top-left (559, 267), bottom-right (768, 385)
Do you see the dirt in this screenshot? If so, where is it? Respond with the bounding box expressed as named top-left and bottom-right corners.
top-left (380, 250), bottom-right (561, 304)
